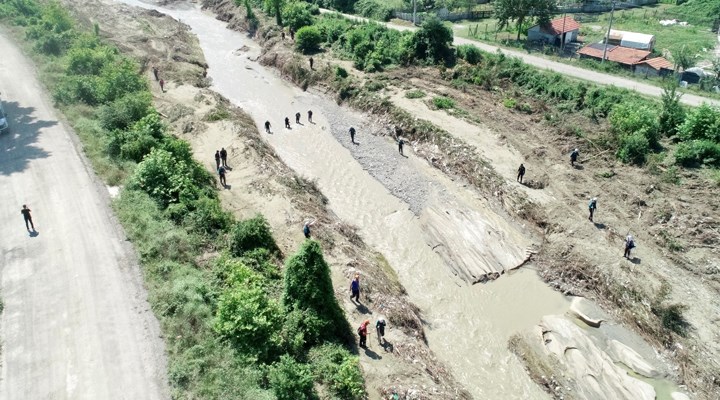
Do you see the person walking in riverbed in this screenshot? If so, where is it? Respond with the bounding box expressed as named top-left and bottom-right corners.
top-left (214, 150), bottom-right (221, 169)
top-left (349, 127), bottom-right (356, 144)
top-left (309, 57), bottom-right (314, 70)
top-left (220, 147), bottom-right (228, 167)
top-left (358, 320), bottom-right (370, 348)
top-left (517, 163), bottom-right (525, 183)
top-left (398, 137), bottom-right (406, 156)
top-left (21, 205), bottom-right (35, 231)
top-left (376, 317), bottom-right (386, 346)
top-left (285, 117), bottom-right (291, 129)
top-left (308, 110), bottom-right (313, 123)
top-left (159, 79), bottom-right (165, 92)
top-left (265, 121), bottom-right (271, 133)
top-left (570, 148), bottom-right (579, 167)
top-left (350, 274), bottom-right (360, 302)
top-left (295, 112), bottom-right (301, 124)
top-left (151, 66), bottom-right (159, 81)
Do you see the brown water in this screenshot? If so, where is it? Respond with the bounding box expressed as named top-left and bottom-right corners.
top-left (115, 1), bottom-right (569, 397)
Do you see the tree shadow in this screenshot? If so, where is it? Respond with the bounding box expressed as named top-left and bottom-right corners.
top-left (0, 100), bottom-right (55, 176)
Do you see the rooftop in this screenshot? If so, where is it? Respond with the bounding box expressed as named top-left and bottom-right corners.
top-left (538, 16), bottom-right (581, 36)
top-left (577, 44), bottom-right (651, 66)
top-left (638, 57), bottom-right (674, 71)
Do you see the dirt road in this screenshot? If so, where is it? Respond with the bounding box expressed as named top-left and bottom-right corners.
top-left (0, 32), bottom-right (168, 399)
top-left (321, 10), bottom-right (719, 108)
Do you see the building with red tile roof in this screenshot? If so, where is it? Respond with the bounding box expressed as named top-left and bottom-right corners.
top-left (577, 43), bottom-right (651, 66)
top-left (528, 16), bottom-right (581, 45)
top-left (635, 56), bottom-right (674, 77)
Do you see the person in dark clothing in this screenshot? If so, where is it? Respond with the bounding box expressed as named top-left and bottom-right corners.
top-left (398, 138), bottom-right (405, 155)
top-left (349, 127), bottom-right (356, 144)
top-left (285, 117), bottom-right (291, 129)
top-left (264, 121), bottom-right (271, 133)
top-left (570, 148), bottom-right (579, 166)
top-left (289, 28), bottom-right (295, 40)
top-left (220, 148), bottom-right (228, 167)
top-left (624, 234), bottom-right (635, 259)
top-left (281, 31), bottom-right (286, 40)
top-left (517, 163), bottom-right (526, 183)
top-left (218, 166), bottom-right (227, 187)
top-left (309, 57), bottom-right (314, 70)
top-left (588, 197), bottom-right (597, 222)
top-left (202, 68), bottom-right (207, 78)
top-left (350, 274), bottom-right (360, 302)
top-left (376, 318), bottom-right (386, 345)
top-left (358, 320), bottom-right (370, 348)
top-left (214, 150), bottom-right (221, 169)
top-left (151, 66), bottom-right (159, 81)
top-left (21, 205), bottom-right (35, 231)
top-left (303, 219), bottom-right (316, 239)
top-left (295, 112), bottom-right (301, 124)
top-left (159, 79), bottom-right (165, 92)
top-left (308, 110), bottom-right (313, 123)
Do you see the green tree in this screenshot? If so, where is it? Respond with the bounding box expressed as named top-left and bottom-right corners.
top-left (659, 84), bottom-right (685, 137)
top-left (129, 148), bottom-right (198, 206)
top-left (295, 25), bottom-right (322, 54)
top-left (282, 240), bottom-right (349, 346)
top-left (609, 101), bottom-right (660, 147)
top-left (282, 1), bottom-right (314, 32)
top-left (494, 0), bottom-right (557, 41)
top-left (229, 214), bottom-right (280, 257)
top-left (671, 45), bottom-right (695, 71)
top-left (265, 0), bottom-right (284, 26)
top-left (410, 16), bottom-right (454, 64)
top-left (677, 104), bottom-right (720, 142)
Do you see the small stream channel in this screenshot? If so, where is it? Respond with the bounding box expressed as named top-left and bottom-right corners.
top-left (115, 1), bottom-right (572, 398)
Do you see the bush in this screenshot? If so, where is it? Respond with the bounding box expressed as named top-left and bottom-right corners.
top-left (183, 197), bottom-right (233, 235)
top-left (609, 101), bottom-right (660, 148)
top-left (282, 1), bottom-right (315, 32)
top-left (295, 26), bottom-right (322, 54)
top-left (677, 104), bottom-right (720, 142)
top-left (353, 0), bottom-right (393, 21)
top-left (268, 356), bottom-right (317, 400)
top-left (129, 148), bottom-right (199, 207)
top-left (405, 89), bottom-right (426, 99)
top-left (410, 16), bottom-right (454, 65)
top-left (229, 214), bottom-right (280, 257)
top-left (456, 44), bottom-right (482, 65)
top-left (282, 240), bottom-right (349, 345)
top-left (674, 140), bottom-right (720, 167)
top-left (617, 133), bottom-right (651, 165)
top-left (214, 278), bottom-right (282, 362)
top-left (97, 92), bottom-right (152, 131)
top-left (433, 96), bottom-right (455, 109)
top-left (659, 84), bottom-right (685, 137)
top-left (309, 344), bottom-right (365, 399)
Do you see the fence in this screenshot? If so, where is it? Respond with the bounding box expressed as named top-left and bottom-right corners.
top-left (393, 10), bottom-right (492, 24)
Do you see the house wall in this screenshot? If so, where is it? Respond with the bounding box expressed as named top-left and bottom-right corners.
top-left (634, 64), bottom-right (659, 77)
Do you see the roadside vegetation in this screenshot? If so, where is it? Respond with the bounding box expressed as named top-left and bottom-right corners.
top-left (0, 2), bottom-right (365, 399)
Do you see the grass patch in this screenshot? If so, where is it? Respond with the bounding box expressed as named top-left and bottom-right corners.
top-left (405, 89), bottom-right (426, 99)
top-left (432, 96), bottom-right (455, 109)
top-left (203, 103), bottom-right (231, 122)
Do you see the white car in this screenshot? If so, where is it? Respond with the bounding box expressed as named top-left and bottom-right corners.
top-left (0, 99), bottom-right (8, 134)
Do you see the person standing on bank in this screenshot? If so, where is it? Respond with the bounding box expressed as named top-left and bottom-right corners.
top-left (21, 205), bottom-right (35, 231)
top-left (220, 147), bottom-right (228, 167)
top-left (151, 66), bottom-right (159, 81)
top-left (588, 197), bottom-right (597, 222)
top-left (349, 127), bottom-right (356, 144)
top-left (308, 110), bottom-right (313, 123)
top-left (358, 320), bottom-right (370, 348)
top-left (159, 78), bottom-right (165, 92)
top-left (265, 121), bottom-right (271, 133)
top-left (309, 57), bottom-right (314, 70)
top-left (303, 219), bottom-right (316, 239)
top-left (624, 234), bottom-right (635, 259)
top-left (350, 274), bottom-right (360, 302)
top-left (570, 148), bottom-right (579, 167)
top-left (295, 112), bottom-right (301, 124)
top-left (285, 117), bottom-right (291, 129)
top-left (398, 137), bottom-right (405, 156)
top-left (218, 165), bottom-right (227, 187)
top-left (517, 163), bottom-right (525, 183)
top-left (376, 317), bottom-right (386, 345)
top-left (214, 150), bottom-right (221, 169)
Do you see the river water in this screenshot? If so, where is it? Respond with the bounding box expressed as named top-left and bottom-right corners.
top-left (113, 1), bottom-right (570, 398)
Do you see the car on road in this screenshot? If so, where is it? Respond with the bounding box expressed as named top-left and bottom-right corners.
top-left (0, 97), bottom-right (9, 134)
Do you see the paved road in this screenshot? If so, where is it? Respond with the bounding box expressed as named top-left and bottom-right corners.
top-left (321, 9), bottom-right (719, 107)
top-left (0, 32), bottom-right (168, 399)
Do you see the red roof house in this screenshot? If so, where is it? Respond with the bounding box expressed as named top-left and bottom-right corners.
top-left (528, 16), bottom-right (581, 45)
top-left (577, 43), bottom-right (651, 66)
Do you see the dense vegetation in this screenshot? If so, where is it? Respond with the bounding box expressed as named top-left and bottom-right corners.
top-left (0, 1), bottom-right (365, 399)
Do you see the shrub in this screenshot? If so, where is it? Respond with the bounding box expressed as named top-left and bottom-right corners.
top-left (364, 80), bottom-right (385, 91)
top-left (66, 46), bottom-right (117, 76)
top-left (354, 0), bottom-right (393, 21)
top-left (268, 356), bottom-right (317, 400)
top-left (659, 84), bottom-right (685, 137)
top-left (674, 140), bottom-right (720, 167)
top-left (129, 148), bottom-right (199, 206)
top-left (229, 214), bottom-right (280, 257)
top-left (617, 133), bottom-right (651, 165)
top-left (283, 241), bottom-right (349, 344)
top-left (183, 197), bottom-right (233, 235)
top-left (405, 89), bottom-right (426, 99)
top-left (503, 98), bottom-right (516, 108)
top-left (97, 92), bottom-right (152, 131)
top-left (309, 344), bottom-right (365, 399)
top-left (609, 101), bottom-right (660, 148)
top-left (335, 66), bottom-right (348, 79)
top-left (410, 16), bottom-right (454, 65)
top-left (295, 26), bottom-right (322, 54)
top-left (456, 44), bottom-right (482, 64)
top-left (214, 281), bottom-right (282, 362)
top-left (433, 96), bottom-right (455, 109)
top-left (677, 104), bottom-right (720, 142)
top-left (282, 1), bottom-right (314, 32)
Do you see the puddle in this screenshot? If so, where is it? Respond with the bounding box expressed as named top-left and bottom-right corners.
top-left (113, 1), bottom-right (570, 397)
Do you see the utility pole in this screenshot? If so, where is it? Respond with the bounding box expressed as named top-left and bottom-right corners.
top-left (601, 1), bottom-right (616, 64)
top-left (561, 12), bottom-right (567, 53)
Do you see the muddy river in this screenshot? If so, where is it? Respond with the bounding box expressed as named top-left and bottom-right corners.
top-left (115, 1), bottom-right (571, 398)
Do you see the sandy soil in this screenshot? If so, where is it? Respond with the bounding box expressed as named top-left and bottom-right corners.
top-left (0, 31), bottom-right (169, 399)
